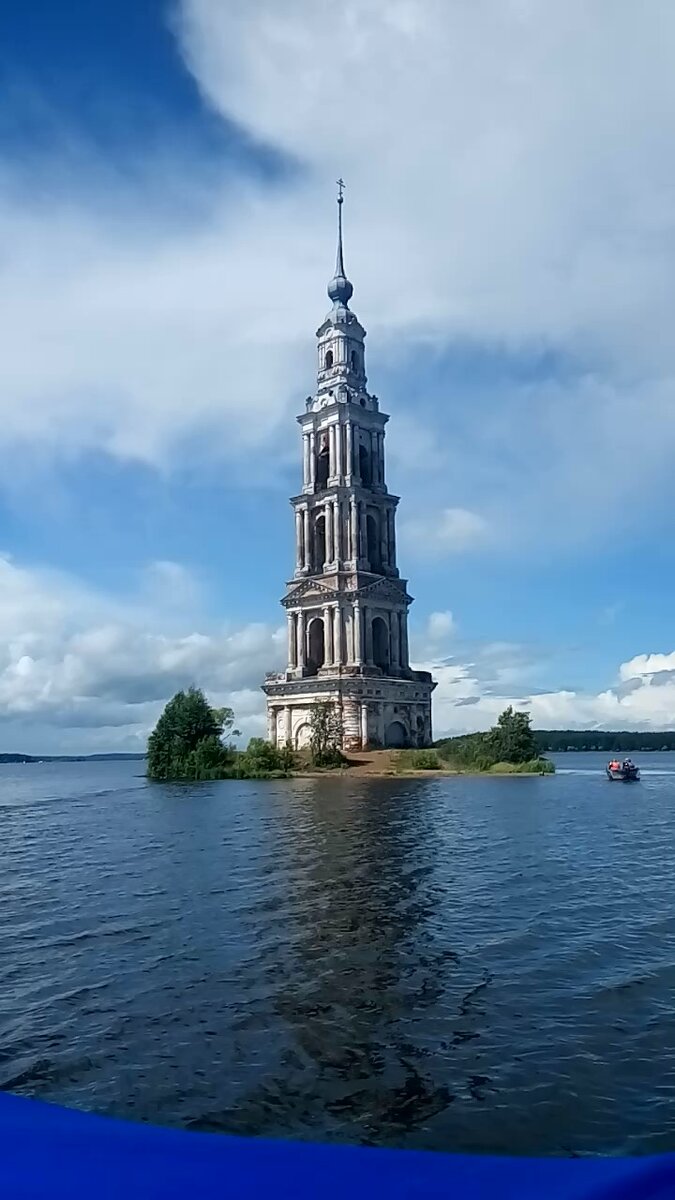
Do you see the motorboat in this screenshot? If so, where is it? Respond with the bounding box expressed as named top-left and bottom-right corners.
top-left (606, 758), bottom-right (640, 781)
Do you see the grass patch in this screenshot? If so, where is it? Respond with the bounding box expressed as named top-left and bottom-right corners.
top-left (394, 749), bottom-right (442, 772)
top-left (488, 759), bottom-right (554, 775)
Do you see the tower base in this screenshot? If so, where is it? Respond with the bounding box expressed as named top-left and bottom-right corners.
top-left (263, 669), bottom-right (436, 751)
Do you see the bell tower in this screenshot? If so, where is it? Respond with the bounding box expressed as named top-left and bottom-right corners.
top-left (263, 184), bottom-right (436, 751)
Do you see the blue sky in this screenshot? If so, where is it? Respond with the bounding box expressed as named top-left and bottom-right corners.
top-left (2, 0), bottom-right (675, 751)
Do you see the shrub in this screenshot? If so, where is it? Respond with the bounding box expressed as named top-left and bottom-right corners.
top-left (236, 738), bottom-right (297, 778)
top-left (309, 702), bottom-right (345, 768)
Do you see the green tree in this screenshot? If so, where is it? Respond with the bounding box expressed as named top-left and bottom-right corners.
top-left (309, 701), bottom-right (345, 768)
top-left (147, 687), bottom-right (235, 780)
top-left (488, 706), bottom-right (538, 764)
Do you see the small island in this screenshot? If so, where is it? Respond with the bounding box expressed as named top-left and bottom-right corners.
top-left (146, 690), bottom-right (553, 781)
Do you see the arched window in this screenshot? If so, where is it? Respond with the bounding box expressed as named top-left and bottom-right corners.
top-left (307, 617), bottom-right (325, 676)
top-left (366, 513), bottom-right (381, 572)
top-left (350, 350), bottom-right (358, 370)
top-left (325, 349), bottom-right (333, 369)
top-left (313, 513), bottom-right (326, 572)
top-left (372, 616), bottom-right (390, 672)
top-left (359, 443), bottom-right (372, 487)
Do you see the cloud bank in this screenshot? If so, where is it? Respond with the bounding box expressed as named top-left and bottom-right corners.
top-left (0, 555), bottom-right (673, 754)
top-left (0, 555), bottom-right (284, 754)
top-left (1, 1), bottom-right (675, 546)
top-left (2, 3), bottom-right (675, 747)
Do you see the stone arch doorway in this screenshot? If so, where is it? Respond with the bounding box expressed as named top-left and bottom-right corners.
top-left (385, 720), bottom-right (407, 748)
top-left (313, 513), bottom-right (326, 572)
top-left (306, 617), bottom-right (325, 675)
top-left (372, 616), bottom-right (389, 671)
top-left (295, 722), bottom-right (311, 749)
top-left (366, 513), bottom-right (381, 572)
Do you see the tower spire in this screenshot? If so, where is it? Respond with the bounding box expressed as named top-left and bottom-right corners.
top-left (328, 178), bottom-right (353, 307)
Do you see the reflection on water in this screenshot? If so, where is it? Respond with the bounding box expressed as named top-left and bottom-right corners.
top-left (2, 755), bottom-right (675, 1155)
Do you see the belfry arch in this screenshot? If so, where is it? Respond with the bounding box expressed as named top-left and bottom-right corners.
top-left (372, 616), bottom-right (390, 672)
top-left (366, 513), bottom-right (381, 572)
top-left (306, 617), bottom-right (325, 676)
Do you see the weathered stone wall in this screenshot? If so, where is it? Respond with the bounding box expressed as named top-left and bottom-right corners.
top-left (265, 673), bottom-right (435, 751)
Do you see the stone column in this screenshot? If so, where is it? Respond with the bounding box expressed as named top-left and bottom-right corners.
top-left (287, 612), bottom-right (297, 669)
top-left (293, 511), bottom-right (300, 571)
top-left (379, 433), bottom-right (386, 488)
top-left (335, 423), bottom-right (343, 480)
top-left (353, 605), bottom-right (362, 664)
top-left (381, 506), bottom-right (389, 568)
top-left (323, 605), bottom-right (333, 666)
top-left (365, 607), bottom-right (374, 665)
top-left (391, 609), bottom-right (400, 668)
top-left (388, 509), bottom-right (396, 569)
top-left (353, 427), bottom-right (361, 483)
top-left (267, 706), bottom-right (276, 743)
top-left (325, 501), bottom-right (334, 564)
top-left (350, 498), bottom-right (358, 563)
top-left (399, 611), bottom-right (409, 669)
top-left (345, 422), bottom-right (353, 483)
top-left (333, 607), bottom-right (343, 665)
top-left (333, 500), bottom-right (341, 563)
top-left (303, 508), bottom-right (310, 569)
top-left (284, 705), bottom-right (292, 745)
top-left (360, 703), bottom-right (369, 749)
top-left (297, 612), bottom-right (306, 669)
top-left (310, 432), bottom-right (316, 488)
top-left (303, 434), bottom-right (310, 488)
top-left (329, 424), bottom-right (336, 479)
top-left (359, 502), bottom-right (367, 561)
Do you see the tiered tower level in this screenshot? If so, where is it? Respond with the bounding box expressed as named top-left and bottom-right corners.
top-left (263, 187), bottom-right (436, 751)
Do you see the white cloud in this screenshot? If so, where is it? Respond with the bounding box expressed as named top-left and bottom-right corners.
top-left (619, 651), bottom-right (675, 681)
top-left (426, 611), bottom-right (456, 642)
top-left (401, 507), bottom-right (489, 556)
top-left (1, 2), bottom-right (675, 546)
top-left (412, 637), bottom-right (675, 736)
top-left (0, 555), bottom-right (284, 754)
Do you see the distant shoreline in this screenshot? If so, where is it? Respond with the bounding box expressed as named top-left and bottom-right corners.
top-left (0, 753), bottom-right (146, 764)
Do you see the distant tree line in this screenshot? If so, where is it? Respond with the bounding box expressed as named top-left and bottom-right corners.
top-left (0, 753), bottom-right (145, 764)
top-left (534, 730), bottom-right (675, 752)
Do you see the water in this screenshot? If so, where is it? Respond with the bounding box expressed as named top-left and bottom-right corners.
top-left (1, 753), bottom-right (675, 1156)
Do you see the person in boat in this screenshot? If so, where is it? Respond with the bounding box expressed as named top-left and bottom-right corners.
top-left (609, 760), bottom-right (621, 771)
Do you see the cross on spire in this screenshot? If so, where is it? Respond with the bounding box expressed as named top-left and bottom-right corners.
top-left (328, 177), bottom-right (353, 307)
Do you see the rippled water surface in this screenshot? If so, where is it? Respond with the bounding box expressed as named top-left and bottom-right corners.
top-left (2, 754), bottom-right (675, 1155)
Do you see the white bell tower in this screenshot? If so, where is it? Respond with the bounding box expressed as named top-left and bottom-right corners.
top-left (263, 183), bottom-right (436, 751)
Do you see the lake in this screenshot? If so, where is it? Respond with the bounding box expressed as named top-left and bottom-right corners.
top-left (1, 752), bottom-right (675, 1156)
